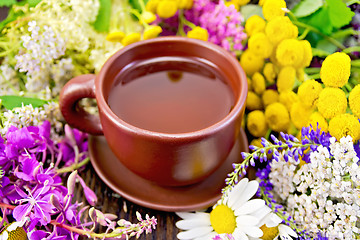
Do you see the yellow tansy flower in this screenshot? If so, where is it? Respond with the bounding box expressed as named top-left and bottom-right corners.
top-left (307, 111), bottom-right (328, 132)
top-left (106, 31), bottom-right (125, 42)
top-left (250, 138), bottom-right (263, 148)
top-left (276, 66), bottom-right (296, 92)
top-left (146, 0), bottom-right (160, 12)
top-left (157, 0), bottom-right (178, 18)
top-left (276, 39), bottom-right (303, 67)
top-left (329, 113), bottom-right (360, 142)
top-left (290, 101), bottom-right (313, 129)
top-left (262, 0), bottom-right (286, 21)
top-left (247, 77), bottom-right (253, 91)
top-left (121, 32), bottom-right (141, 46)
top-left (296, 40), bottom-right (313, 68)
top-left (262, 89), bottom-right (279, 107)
top-left (245, 15), bottom-right (266, 37)
top-left (297, 79), bottom-right (323, 108)
top-left (252, 72), bottom-right (266, 95)
top-left (320, 52), bottom-right (351, 88)
top-left (248, 32), bottom-right (273, 58)
top-left (143, 26), bottom-right (163, 40)
top-left (246, 91), bottom-right (263, 110)
top-left (187, 27), bottom-right (209, 41)
top-left (258, 0), bottom-right (267, 6)
top-left (265, 102), bottom-right (290, 132)
top-left (349, 84), bottom-right (360, 118)
top-left (240, 49), bottom-right (265, 76)
top-left (265, 16), bottom-right (298, 46)
top-left (247, 110), bottom-right (268, 137)
top-left (317, 87), bottom-right (347, 119)
top-left (263, 63), bottom-right (277, 84)
top-left (178, 0), bottom-right (193, 9)
top-left (279, 90), bottom-right (299, 111)
top-left (297, 68), bottom-right (305, 82)
top-left (141, 11), bottom-right (157, 24)
top-left (236, 0), bottom-right (251, 6)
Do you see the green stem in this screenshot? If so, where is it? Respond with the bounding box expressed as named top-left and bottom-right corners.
top-left (307, 73), bottom-right (320, 79)
top-left (56, 157), bottom-right (90, 174)
top-left (351, 59), bottom-right (360, 67)
top-left (177, 10), bottom-right (186, 36)
top-left (297, 28), bottom-right (310, 40)
top-left (304, 67), bottom-right (320, 74)
top-left (343, 46), bottom-right (360, 54)
top-left (178, 10), bottom-right (196, 29)
top-left (264, 129), bottom-right (272, 140)
top-left (130, 9), bottom-right (149, 28)
top-left (137, 0), bottom-right (147, 12)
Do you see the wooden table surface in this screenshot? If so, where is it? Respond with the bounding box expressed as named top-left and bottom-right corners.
top-left (78, 165), bottom-right (181, 240)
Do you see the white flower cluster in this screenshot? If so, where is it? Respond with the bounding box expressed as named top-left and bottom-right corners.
top-left (1, 102), bottom-right (64, 141)
top-left (269, 136), bottom-right (360, 239)
top-left (13, 21), bottom-right (73, 96)
top-left (0, 63), bottom-right (18, 95)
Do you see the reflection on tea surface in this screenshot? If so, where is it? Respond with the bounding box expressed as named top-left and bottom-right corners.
top-left (108, 57), bottom-right (234, 133)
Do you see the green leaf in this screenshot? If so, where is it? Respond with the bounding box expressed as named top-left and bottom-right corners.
top-left (26, 0), bottom-right (41, 7)
top-left (240, 4), bottom-right (264, 21)
top-left (291, 0), bottom-right (323, 18)
top-left (128, 0), bottom-right (149, 12)
top-left (326, 0), bottom-right (355, 29)
top-left (0, 95), bottom-right (47, 110)
top-left (93, 0), bottom-right (112, 32)
top-left (300, 6), bottom-right (333, 35)
top-left (0, 0), bottom-right (16, 7)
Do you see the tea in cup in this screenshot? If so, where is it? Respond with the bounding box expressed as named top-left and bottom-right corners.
top-left (59, 36), bottom-right (247, 186)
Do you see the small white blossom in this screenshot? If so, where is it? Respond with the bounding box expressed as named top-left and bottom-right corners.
top-left (269, 136), bottom-right (360, 239)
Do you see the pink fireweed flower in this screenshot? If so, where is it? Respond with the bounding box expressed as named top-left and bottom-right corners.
top-left (185, 0), bottom-right (247, 53)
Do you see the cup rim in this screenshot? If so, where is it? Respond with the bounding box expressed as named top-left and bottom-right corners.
top-left (96, 36), bottom-right (248, 139)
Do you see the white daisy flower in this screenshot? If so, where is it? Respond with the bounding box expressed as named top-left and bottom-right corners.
top-left (278, 224), bottom-right (298, 240)
top-left (0, 218), bottom-right (28, 240)
top-left (248, 205), bottom-right (297, 240)
top-left (176, 178), bottom-right (265, 240)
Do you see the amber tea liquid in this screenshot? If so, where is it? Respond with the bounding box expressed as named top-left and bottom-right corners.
top-left (108, 57), bottom-right (234, 133)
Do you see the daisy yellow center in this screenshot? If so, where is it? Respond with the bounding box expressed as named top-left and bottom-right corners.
top-left (260, 224), bottom-right (279, 240)
top-left (210, 205), bottom-right (236, 234)
top-left (5, 227), bottom-right (27, 240)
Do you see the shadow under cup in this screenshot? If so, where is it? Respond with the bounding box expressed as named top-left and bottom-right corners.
top-left (60, 37), bottom-right (248, 186)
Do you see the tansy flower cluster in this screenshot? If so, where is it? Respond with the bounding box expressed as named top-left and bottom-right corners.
top-left (292, 52), bottom-right (360, 142)
top-left (144, 0), bottom-right (247, 54)
top-left (243, 0), bottom-right (313, 142)
top-left (106, 0), bottom-right (163, 46)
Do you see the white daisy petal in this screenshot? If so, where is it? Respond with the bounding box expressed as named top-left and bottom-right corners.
top-left (250, 205), bottom-right (272, 223)
top-left (176, 212), bottom-right (209, 220)
top-left (226, 178), bottom-right (249, 207)
top-left (234, 199), bottom-right (265, 216)
top-left (242, 226), bottom-right (263, 238)
top-left (264, 212), bottom-right (282, 228)
top-left (194, 232), bottom-right (217, 240)
top-left (236, 215), bottom-right (259, 226)
top-left (177, 226), bottom-right (214, 239)
top-left (233, 228), bottom-right (249, 240)
top-left (232, 180), bottom-right (259, 210)
top-left (176, 217), bottom-right (211, 230)
top-left (279, 224), bottom-right (298, 237)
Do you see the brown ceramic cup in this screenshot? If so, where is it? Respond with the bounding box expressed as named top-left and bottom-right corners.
top-left (59, 36), bottom-right (247, 186)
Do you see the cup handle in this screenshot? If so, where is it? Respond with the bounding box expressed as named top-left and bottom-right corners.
top-left (59, 74), bottom-right (103, 135)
